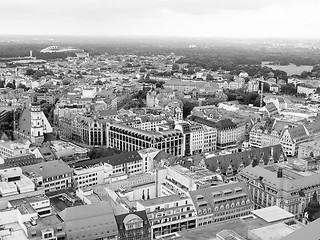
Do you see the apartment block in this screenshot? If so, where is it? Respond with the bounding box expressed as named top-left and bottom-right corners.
top-left (136, 195), bottom-right (197, 239)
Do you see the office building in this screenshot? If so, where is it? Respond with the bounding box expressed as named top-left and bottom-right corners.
top-left (22, 160), bottom-right (73, 193)
top-left (107, 123), bottom-right (184, 156)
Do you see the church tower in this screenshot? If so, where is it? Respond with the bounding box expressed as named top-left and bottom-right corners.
top-left (30, 103), bottom-right (44, 143)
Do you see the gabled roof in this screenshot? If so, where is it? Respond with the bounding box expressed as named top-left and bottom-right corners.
top-left (71, 151), bottom-right (142, 168)
top-left (17, 107), bottom-right (31, 135)
top-left (286, 125), bottom-right (309, 141)
top-left (204, 144), bottom-right (285, 175)
top-left (4, 154), bottom-right (42, 167)
top-left (58, 201), bottom-right (114, 222)
top-left (188, 181), bottom-right (250, 211)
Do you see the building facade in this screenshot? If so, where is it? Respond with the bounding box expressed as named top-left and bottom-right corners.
top-left (239, 163), bottom-right (320, 217)
top-left (115, 211), bottom-right (151, 240)
top-left (107, 123), bottom-right (184, 156)
top-left (188, 181), bottom-right (253, 226)
top-left (136, 195), bottom-right (197, 239)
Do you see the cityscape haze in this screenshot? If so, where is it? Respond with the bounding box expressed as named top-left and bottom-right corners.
top-left (1, 1), bottom-right (320, 240)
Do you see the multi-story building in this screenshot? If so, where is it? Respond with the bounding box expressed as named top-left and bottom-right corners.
top-left (297, 84), bottom-right (316, 96)
top-left (175, 122), bottom-right (210, 156)
top-left (121, 115), bottom-right (168, 132)
top-left (239, 162), bottom-right (320, 217)
top-left (22, 160), bottom-right (73, 193)
top-left (160, 165), bottom-right (223, 197)
top-left (188, 181), bottom-right (253, 227)
top-left (9, 194), bottom-right (52, 218)
top-left (188, 116), bottom-right (238, 152)
top-left (190, 124), bottom-right (204, 154)
top-left (247, 79), bottom-right (260, 92)
top-left (107, 123), bottom-right (184, 156)
top-left (34, 92), bottom-right (56, 104)
top-left (24, 214), bottom-right (66, 240)
top-left (58, 201), bottom-right (119, 240)
top-left (115, 211), bottom-right (151, 240)
top-left (72, 163), bottom-right (108, 189)
top-left (136, 195), bottom-right (197, 239)
top-left (0, 139), bottom-right (30, 159)
top-left (203, 124), bottom-right (217, 153)
top-left (49, 140), bottom-right (89, 162)
top-left (200, 144), bottom-right (286, 180)
top-left (249, 119), bottom-right (280, 148)
top-left (215, 119), bottom-right (238, 152)
top-left (280, 125), bottom-right (310, 156)
top-left (298, 139), bottom-right (320, 158)
top-left (0, 165), bottom-right (37, 198)
top-left (72, 148), bottom-right (164, 189)
top-left (68, 114), bottom-right (108, 146)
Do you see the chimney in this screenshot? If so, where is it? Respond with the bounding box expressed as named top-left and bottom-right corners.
top-left (39, 166), bottom-right (43, 171)
top-left (277, 167), bottom-right (283, 178)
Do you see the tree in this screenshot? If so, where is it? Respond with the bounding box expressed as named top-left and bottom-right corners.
top-left (140, 67), bottom-right (147, 73)
top-left (6, 82), bottom-right (15, 89)
top-left (182, 100), bottom-right (198, 118)
top-left (172, 63), bottom-right (180, 71)
top-left (187, 68), bottom-right (195, 75)
top-left (155, 82), bottom-right (164, 88)
top-left (62, 79), bottom-right (71, 85)
top-left (17, 83), bottom-right (29, 91)
top-left (206, 74), bottom-right (214, 81)
top-left (95, 80), bottom-right (103, 85)
top-left (280, 83), bottom-right (297, 95)
top-left (88, 147), bottom-right (122, 159)
top-left (25, 69), bottom-right (35, 76)
top-left (0, 81), bottom-right (4, 88)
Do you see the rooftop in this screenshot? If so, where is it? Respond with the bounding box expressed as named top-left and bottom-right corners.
top-left (21, 160), bottom-right (73, 179)
top-left (252, 206), bottom-right (294, 223)
top-left (139, 194), bottom-right (186, 207)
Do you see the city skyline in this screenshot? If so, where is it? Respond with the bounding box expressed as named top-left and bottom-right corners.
top-left (2, 0), bottom-right (320, 39)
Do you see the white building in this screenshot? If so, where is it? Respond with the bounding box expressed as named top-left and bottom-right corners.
top-left (0, 140), bottom-right (31, 159)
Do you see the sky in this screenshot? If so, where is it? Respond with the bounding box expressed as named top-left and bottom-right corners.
top-left (1, 0), bottom-right (320, 38)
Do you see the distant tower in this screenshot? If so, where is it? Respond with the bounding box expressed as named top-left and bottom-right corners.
top-left (260, 82), bottom-right (264, 107)
top-left (30, 50), bottom-right (33, 58)
top-left (30, 103), bottom-right (44, 144)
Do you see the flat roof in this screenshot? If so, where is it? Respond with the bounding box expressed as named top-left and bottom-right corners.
top-left (251, 206), bottom-right (294, 223)
top-left (249, 221), bottom-right (303, 240)
top-left (139, 195), bottom-right (185, 207)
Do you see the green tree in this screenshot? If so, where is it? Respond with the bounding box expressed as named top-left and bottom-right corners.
top-left (280, 83), bottom-right (297, 95)
top-left (6, 82), bottom-right (15, 89)
top-left (88, 147), bottom-right (122, 159)
top-left (172, 63), bottom-right (180, 71)
top-left (182, 100), bottom-right (198, 118)
top-left (25, 69), bottom-right (35, 76)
